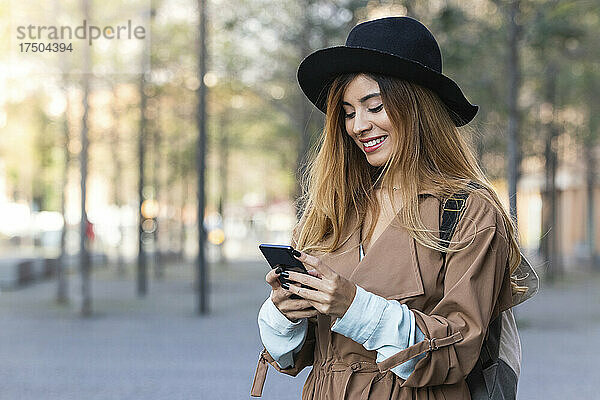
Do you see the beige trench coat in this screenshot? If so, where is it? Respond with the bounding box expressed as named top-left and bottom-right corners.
top-left (251, 188), bottom-right (513, 399)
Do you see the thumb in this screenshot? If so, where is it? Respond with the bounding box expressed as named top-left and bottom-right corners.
top-left (295, 251), bottom-right (335, 279)
top-left (265, 266), bottom-right (283, 289)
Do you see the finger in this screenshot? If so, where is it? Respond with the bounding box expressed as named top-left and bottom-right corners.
top-left (286, 309), bottom-right (319, 320)
top-left (285, 271), bottom-right (327, 291)
top-left (286, 282), bottom-right (329, 303)
top-left (307, 269), bottom-right (323, 278)
top-left (271, 287), bottom-right (292, 304)
top-left (276, 299), bottom-right (314, 312)
top-left (265, 269), bottom-right (281, 289)
top-left (294, 251), bottom-right (335, 279)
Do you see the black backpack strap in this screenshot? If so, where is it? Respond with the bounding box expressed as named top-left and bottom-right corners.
top-left (439, 181), bottom-right (484, 258)
top-left (440, 192), bottom-right (469, 251)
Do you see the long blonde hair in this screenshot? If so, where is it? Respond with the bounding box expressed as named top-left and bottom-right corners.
top-left (294, 72), bottom-right (525, 295)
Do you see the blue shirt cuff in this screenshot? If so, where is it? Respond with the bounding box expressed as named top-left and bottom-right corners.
top-left (331, 285), bottom-right (388, 344)
top-left (259, 296), bottom-right (306, 334)
top-left (257, 296), bottom-right (308, 369)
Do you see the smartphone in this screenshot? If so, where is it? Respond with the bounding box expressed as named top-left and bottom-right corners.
top-left (259, 244), bottom-right (309, 299)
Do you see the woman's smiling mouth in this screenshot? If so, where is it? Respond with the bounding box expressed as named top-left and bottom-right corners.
top-left (360, 135), bottom-right (388, 153)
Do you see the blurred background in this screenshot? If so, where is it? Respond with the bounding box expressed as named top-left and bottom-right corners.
top-left (0, 0), bottom-right (598, 399)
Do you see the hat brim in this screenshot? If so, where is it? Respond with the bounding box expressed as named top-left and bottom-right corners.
top-left (297, 46), bottom-right (478, 127)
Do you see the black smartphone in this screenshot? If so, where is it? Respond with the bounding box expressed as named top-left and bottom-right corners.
top-left (259, 244), bottom-right (309, 299)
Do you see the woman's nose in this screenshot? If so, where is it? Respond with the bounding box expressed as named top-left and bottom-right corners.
top-left (352, 112), bottom-right (372, 135)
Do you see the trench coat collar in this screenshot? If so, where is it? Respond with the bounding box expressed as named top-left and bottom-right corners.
top-left (318, 189), bottom-right (439, 300)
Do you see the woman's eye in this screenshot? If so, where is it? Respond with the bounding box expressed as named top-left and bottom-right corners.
top-left (369, 104), bottom-right (383, 113)
top-left (344, 112), bottom-right (355, 119)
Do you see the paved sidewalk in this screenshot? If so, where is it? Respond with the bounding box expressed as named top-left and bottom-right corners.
top-left (0, 260), bottom-right (306, 400)
top-left (0, 260), bottom-right (598, 399)
top-left (515, 272), bottom-right (600, 399)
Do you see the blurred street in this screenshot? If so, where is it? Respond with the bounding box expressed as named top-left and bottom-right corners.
top-left (0, 260), bottom-right (597, 399)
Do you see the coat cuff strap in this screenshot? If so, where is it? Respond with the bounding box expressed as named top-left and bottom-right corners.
top-left (377, 331), bottom-right (463, 373)
top-left (250, 350), bottom-right (269, 397)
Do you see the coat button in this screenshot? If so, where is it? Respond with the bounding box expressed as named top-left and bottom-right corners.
top-left (351, 363), bottom-right (361, 371)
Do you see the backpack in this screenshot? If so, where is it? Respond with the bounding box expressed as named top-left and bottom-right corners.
top-left (438, 183), bottom-right (539, 400)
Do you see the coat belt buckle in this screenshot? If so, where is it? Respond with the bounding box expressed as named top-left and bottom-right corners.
top-left (428, 338), bottom-right (438, 351)
top-left (350, 362), bottom-right (362, 372)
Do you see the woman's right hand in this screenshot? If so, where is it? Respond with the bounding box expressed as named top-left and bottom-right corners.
top-left (266, 266), bottom-right (318, 322)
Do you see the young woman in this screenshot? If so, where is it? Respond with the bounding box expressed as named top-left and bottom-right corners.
top-left (251, 16), bottom-right (526, 400)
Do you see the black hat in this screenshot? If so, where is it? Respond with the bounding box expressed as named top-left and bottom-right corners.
top-left (297, 16), bottom-right (478, 126)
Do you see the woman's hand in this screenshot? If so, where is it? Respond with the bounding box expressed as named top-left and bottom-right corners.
top-left (283, 251), bottom-right (357, 319)
top-left (266, 265), bottom-right (318, 322)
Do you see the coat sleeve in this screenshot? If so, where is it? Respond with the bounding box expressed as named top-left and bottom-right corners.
top-left (260, 319), bottom-right (316, 376)
top-left (260, 215), bottom-right (317, 376)
top-left (377, 194), bottom-right (513, 387)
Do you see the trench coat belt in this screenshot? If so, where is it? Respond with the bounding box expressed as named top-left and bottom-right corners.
top-left (250, 350), bottom-right (269, 397)
top-left (325, 361), bottom-right (382, 400)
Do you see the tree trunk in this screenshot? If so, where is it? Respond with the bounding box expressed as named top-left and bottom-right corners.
top-left (404, 1), bottom-right (415, 18)
top-left (57, 80), bottom-right (70, 304)
top-left (294, 8), bottom-right (314, 219)
top-left (153, 103), bottom-right (163, 279)
top-left (584, 139), bottom-right (597, 268)
top-left (137, 68), bottom-right (148, 297)
top-left (541, 62), bottom-right (561, 283)
top-left (218, 112), bottom-right (229, 265)
top-left (506, 0), bottom-right (521, 224)
top-left (196, 0), bottom-right (209, 315)
top-left (111, 86), bottom-right (126, 278)
top-left (584, 71), bottom-right (599, 270)
top-left (79, 0), bottom-right (92, 317)
top-left (179, 179), bottom-right (187, 262)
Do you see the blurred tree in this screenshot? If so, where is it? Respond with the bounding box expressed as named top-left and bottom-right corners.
top-left (582, 72), bottom-right (599, 268)
top-left (505, 0), bottom-right (523, 223)
top-left (137, 61), bottom-right (149, 297)
top-left (196, 0), bottom-right (209, 314)
top-left (57, 84), bottom-right (71, 304)
top-left (525, 0), bottom-right (586, 281)
top-left (80, 0), bottom-right (92, 317)
top-left (110, 83), bottom-right (127, 278)
top-left (31, 103), bottom-right (58, 212)
top-left (152, 96), bottom-right (164, 278)
top-left (137, 2), bottom-right (157, 297)
top-left (573, 39), bottom-right (600, 269)
top-left (56, 0), bottom-right (71, 305)
top-left (219, 0), bottom-right (367, 216)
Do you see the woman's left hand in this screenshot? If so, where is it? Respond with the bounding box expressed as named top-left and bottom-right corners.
top-left (283, 251), bottom-right (357, 319)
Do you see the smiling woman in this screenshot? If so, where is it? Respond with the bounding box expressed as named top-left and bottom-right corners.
top-left (252, 16), bottom-right (527, 400)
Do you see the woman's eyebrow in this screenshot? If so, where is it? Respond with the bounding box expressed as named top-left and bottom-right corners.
top-left (342, 92), bottom-right (381, 106)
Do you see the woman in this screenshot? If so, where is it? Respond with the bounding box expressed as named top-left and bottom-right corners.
top-left (251, 16), bottom-right (526, 399)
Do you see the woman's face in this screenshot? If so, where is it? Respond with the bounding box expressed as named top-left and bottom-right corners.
top-left (342, 74), bottom-right (395, 167)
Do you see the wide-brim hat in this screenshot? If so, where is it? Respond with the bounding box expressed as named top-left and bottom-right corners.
top-left (297, 16), bottom-right (478, 126)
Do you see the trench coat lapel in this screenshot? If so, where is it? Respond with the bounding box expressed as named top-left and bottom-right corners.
top-left (318, 189), bottom-right (436, 301)
top-left (349, 216), bottom-right (424, 300)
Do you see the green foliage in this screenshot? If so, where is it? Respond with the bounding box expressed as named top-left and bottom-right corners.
top-left (1, 0), bottom-right (598, 239)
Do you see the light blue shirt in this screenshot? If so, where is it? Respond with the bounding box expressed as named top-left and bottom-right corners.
top-left (258, 243), bottom-right (426, 380)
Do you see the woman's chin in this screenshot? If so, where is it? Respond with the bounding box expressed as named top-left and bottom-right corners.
top-left (365, 152), bottom-right (390, 167)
